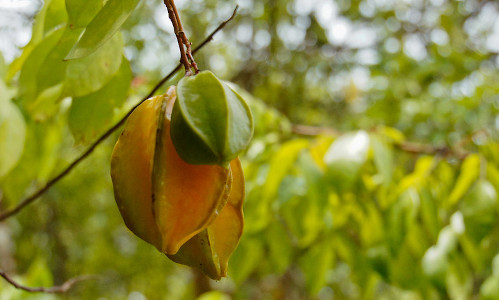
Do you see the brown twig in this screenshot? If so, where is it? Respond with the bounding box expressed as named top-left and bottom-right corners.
top-left (0, 7), bottom-right (239, 222)
top-left (396, 141), bottom-right (468, 160)
top-left (164, 0), bottom-right (192, 75)
top-left (164, 0), bottom-right (199, 75)
top-left (290, 124), bottom-right (471, 159)
top-left (291, 124), bottom-right (340, 136)
top-left (0, 271), bottom-right (96, 293)
top-left (169, 0), bottom-right (199, 73)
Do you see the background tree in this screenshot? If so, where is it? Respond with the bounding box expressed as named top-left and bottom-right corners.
top-left (0, 0), bottom-right (498, 299)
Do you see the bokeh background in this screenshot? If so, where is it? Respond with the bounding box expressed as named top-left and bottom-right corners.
top-left (1, 0), bottom-right (499, 299)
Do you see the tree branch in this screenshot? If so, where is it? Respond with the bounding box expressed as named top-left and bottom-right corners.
top-left (0, 7), bottom-right (239, 222)
top-left (164, 0), bottom-right (192, 75)
top-left (0, 271), bottom-right (96, 293)
top-left (164, 0), bottom-right (200, 75)
top-left (290, 124), bottom-right (471, 159)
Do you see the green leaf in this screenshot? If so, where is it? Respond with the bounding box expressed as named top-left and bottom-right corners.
top-left (0, 120), bottom-right (64, 201)
top-left (171, 71), bottom-right (253, 166)
top-left (18, 26), bottom-right (65, 102)
top-left (480, 276), bottom-right (499, 300)
top-left (7, 19), bottom-right (44, 81)
top-left (420, 188), bottom-right (440, 241)
top-left (422, 245), bottom-right (449, 288)
top-left (460, 180), bottom-right (497, 242)
top-left (262, 139), bottom-right (308, 203)
top-left (66, 0), bottom-right (103, 29)
top-left (43, 0), bottom-right (68, 35)
top-left (0, 82), bottom-right (26, 179)
top-left (28, 83), bottom-right (64, 121)
top-left (228, 236), bottom-right (264, 285)
top-left (25, 257), bottom-right (54, 288)
top-left (371, 134), bottom-right (394, 187)
top-left (389, 246), bottom-right (423, 289)
top-left (279, 152), bottom-right (329, 246)
top-left (65, 0), bottom-right (140, 59)
top-left (396, 156), bottom-right (435, 194)
top-left (446, 255), bottom-right (473, 300)
top-left (266, 223), bottom-right (293, 274)
top-left (458, 232), bottom-right (484, 272)
top-left (0, 53), bottom-right (5, 78)
top-left (447, 154), bottom-right (481, 207)
top-left (298, 240), bottom-right (334, 295)
top-left (486, 164), bottom-right (499, 192)
top-left (493, 254), bottom-right (499, 277)
top-left (68, 58), bottom-right (132, 143)
top-left (388, 188), bottom-right (419, 252)
top-left (245, 139), bottom-right (308, 232)
top-left (437, 226), bottom-right (459, 255)
top-left (64, 33), bottom-right (123, 97)
top-left (35, 27), bottom-right (83, 95)
top-left (367, 245), bottom-right (390, 279)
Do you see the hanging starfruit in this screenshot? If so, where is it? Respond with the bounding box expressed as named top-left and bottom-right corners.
top-left (169, 158), bottom-right (244, 279)
top-left (110, 84), bottom-right (247, 279)
top-left (171, 71), bottom-right (253, 166)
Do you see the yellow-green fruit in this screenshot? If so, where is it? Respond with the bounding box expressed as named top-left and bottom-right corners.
top-left (110, 87), bottom-right (230, 254)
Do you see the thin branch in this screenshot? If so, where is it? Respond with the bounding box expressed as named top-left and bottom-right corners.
top-left (164, 0), bottom-right (199, 75)
top-left (291, 124), bottom-right (340, 136)
top-left (291, 124), bottom-right (471, 159)
top-left (165, 0), bottom-right (192, 75)
top-left (171, 0), bottom-right (199, 73)
top-left (0, 7), bottom-right (238, 222)
top-left (194, 6), bottom-right (238, 50)
top-left (0, 271), bottom-right (96, 293)
top-left (396, 141), bottom-right (468, 159)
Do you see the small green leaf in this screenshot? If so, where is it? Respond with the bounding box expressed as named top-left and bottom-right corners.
top-left (460, 180), bottom-right (497, 242)
top-left (446, 255), bottom-right (473, 300)
top-left (65, 0), bottom-right (140, 59)
top-left (420, 188), bottom-right (440, 241)
top-left (29, 83), bottom-right (64, 121)
top-left (25, 258), bottom-right (54, 288)
top-left (0, 81), bottom-right (26, 179)
top-left (69, 58), bottom-right (132, 143)
top-left (422, 245), bottom-right (449, 288)
top-left (371, 134), bottom-right (394, 186)
top-left (228, 236), bottom-right (264, 285)
top-left (388, 189), bottom-right (419, 251)
top-left (480, 275), bottom-right (499, 300)
top-left (64, 33), bottom-right (123, 97)
top-left (36, 27), bottom-right (82, 96)
top-left (262, 139), bottom-right (308, 203)
top-left (298, 240), bottom-right (334, 295)
top-left (18, 27), bottom-right (65, 102)
top-left (171, 71), bottom-right (253, 166)
top-left (43, 0), bottom-right (68, 35)
top-left (396, 156), bottom-right (435, 194)
top-left (0, 53), bottom-right (5, 78)
top-left (266, 223), bottom-right (293, 274)
top-left (447, 154), bottom-right (481, 207)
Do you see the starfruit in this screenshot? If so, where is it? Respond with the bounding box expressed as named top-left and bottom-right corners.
top-left (110, 86), bottom-right (245, 279)
top-left (171, 71), bottom-right (253, 166)
top-left (169, 158), bottom-right (244, 279)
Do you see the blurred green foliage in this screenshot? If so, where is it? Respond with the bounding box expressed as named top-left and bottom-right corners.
top-left (1, 0), bottom-right (499, 299)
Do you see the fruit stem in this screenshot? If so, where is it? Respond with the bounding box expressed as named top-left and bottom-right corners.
top-left (164, 0), bottom-right (199, 76)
